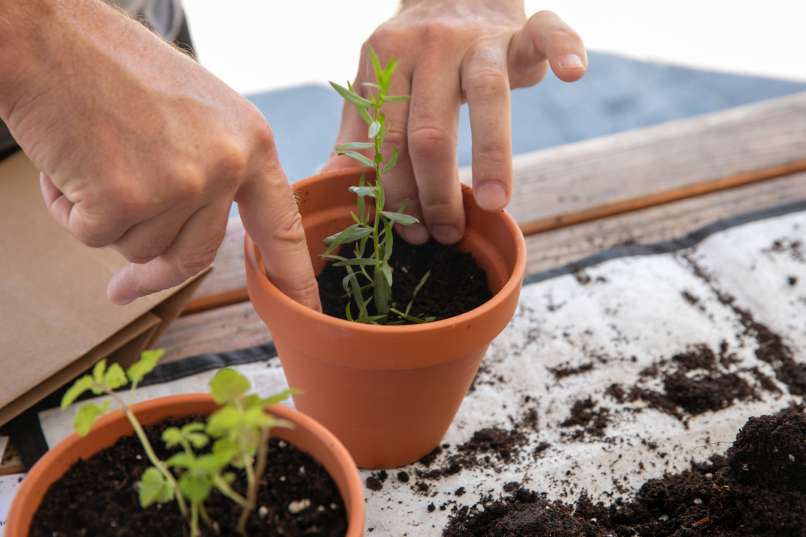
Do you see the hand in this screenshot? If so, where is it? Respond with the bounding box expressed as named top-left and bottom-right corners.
top-left (0, 0), bottom-right (320, 309)
top-left (324, 0), bottom-right (586, 244)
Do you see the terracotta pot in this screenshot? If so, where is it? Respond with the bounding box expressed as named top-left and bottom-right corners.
top-left (6, 394), bottom-right (364, 537)
top-left (245, 168), bottom-right (526, 469)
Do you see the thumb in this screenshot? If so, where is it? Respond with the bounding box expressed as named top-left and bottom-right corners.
top-left (237, 163), bottom-right (321, 311)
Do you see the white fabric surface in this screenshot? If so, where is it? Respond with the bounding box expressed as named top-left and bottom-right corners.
top-left (38, 209), bottom-right (806, 536)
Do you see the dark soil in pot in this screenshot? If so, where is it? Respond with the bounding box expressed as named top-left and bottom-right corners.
top-left (30, 417), bottom-right (347, 537)
top-left (443, 405), bottom-right (806, 537)
top-left (318, 231), bottom-right (492, 321)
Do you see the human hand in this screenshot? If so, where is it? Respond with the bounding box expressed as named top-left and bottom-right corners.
top-left (324, 0), bottom-right (586, 244)
top-left (0, 0), bottom-right (320, 309)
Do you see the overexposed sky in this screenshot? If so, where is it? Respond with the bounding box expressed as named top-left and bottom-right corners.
top-left (185, 1), bottom-right (806, 95)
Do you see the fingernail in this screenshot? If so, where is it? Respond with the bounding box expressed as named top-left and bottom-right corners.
top-left (558, 54), bottom-right (584, 70)
top-left (400, 223), bottom-right (429, 245)
top-left (476, 182), bottom-right (508, 211)
top-left (431, 225), bottom-right (463, 245)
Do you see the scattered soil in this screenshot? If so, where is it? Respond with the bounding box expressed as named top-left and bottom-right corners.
top-left (609, 343), bottom-right (762, 423)
top-left (31, 417), bottom-right (346, 537)
top-left (318, 230), bottom-right (492, 321)
top-left (560, 397), bottom-right (611, 439)
top-left (444, 406), bottom-right (806, 537)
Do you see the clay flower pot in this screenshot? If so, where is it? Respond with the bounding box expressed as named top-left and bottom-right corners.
top-left (6, 394), bottom-right (364, 537)
top-left (246, 168), bottom-right (526, 469)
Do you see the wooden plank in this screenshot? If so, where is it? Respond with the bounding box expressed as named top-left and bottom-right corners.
top-left (160, 172), bottom-right (806, 362)
top-left (188, 93), bottom-right (806, 312)
top-left (496, 92), bottom-right (806, 226)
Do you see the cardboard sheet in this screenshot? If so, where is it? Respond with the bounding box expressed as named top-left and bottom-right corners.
top-left (0, 152), bottom-right (208, 425)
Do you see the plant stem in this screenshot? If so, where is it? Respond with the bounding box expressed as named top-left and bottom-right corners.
top-left (191, 502), bottom-right (200, 537)
top-left (109, 391), bottom-right (188, 517)
top-left (237, 426), bottom-right (271, 535)
top-left (213, 474), bottom-right (247, 507)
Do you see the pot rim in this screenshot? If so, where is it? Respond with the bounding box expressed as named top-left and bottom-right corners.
top-left (245, 167), bottom-right (527, 335)
top-left (7, 393), bottom-right (365, 536)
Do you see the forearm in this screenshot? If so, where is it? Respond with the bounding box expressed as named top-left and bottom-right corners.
top-left (0, 0), bottom-right (138, 121)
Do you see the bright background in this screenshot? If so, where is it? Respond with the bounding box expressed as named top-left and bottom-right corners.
top-left (184, 1), bottom-right (806, 94)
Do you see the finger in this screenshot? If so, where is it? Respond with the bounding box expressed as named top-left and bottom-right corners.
top-left (107, 200), bottom-right (228, 304)
top-left (237, 161), bottom-right (321, 311)
top-left (462, 43), bottom-right (513, 212)
top-left (408, 55), bottom-right (464, 244)
top-left (39, 173), bottom-right (72, 228)
top-left (374, 63), bottom-right (429, 245)
top-left (508, 10), bottom-right (587, 86)
top-left (112, 206), bottom-right (195, 264)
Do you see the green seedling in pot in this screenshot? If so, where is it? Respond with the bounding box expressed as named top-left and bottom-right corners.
top-left (328, 48), bottom-right (434, 325)
top-left (61, 350), bottom-right (295, 537)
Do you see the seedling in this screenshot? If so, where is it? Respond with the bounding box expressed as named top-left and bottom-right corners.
top-left (328, 49), bottom-right (434, 325)
top-left (61, 350), bottom-right (295, 537)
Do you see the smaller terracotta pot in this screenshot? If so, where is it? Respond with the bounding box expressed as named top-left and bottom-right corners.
top-left (245, 168), bottom-right (526, 468)
top-left (6, 394), bottom-right (364, 537)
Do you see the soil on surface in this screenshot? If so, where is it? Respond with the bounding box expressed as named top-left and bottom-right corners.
top-left (317, 231), bottom-right (492, 321)
top-left (443, 406), bottom-right (806, 537)
top-left (31, 417), bottom-right (347, 537)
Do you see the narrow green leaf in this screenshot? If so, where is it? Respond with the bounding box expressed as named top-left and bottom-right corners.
top-left (323, 224), bottom-right (373, 254)
top-left (413, 270), bottom-right (431, 298)
top-left (209, 368), bottom-right (251, 404)
top-left (329, 81), bottom-right (371, 108)
top-left (382, 219), bottom-right (394, 262)
top-left (336, 142), bottom-right (374, 151)
top-left (383, 147), bottom-right (400, 174)
top-left (262, 388), bottom-right (299, 407)
top-left (139, 467), bottom-right (174, 508)
top-left (385, 95), bottom-right (410, 103)
top-left (348, 186), bottom-right (376, 198)
top-left (381, 262), bottom-right (393, 286)
top-left (368, 47), bottom-right (383, 82)
top-left (74, 400), bottom-right (110, 437)
top-left (381, 211), bottom-right (419, 226)
top-left (368, 121), bottom-right (381, 139)
top-left (104, 363), bottom-right (128, 391)
top-left (61, 375), bottom-right (94, 409)
top-left (361, 82), bottom-right (380, 90)
top-left (340, 151), bottom-right (374, 168)
top-left (127, 349), bottom-right (164, 389)
top-left (357, 105), bottom-right (374, 126)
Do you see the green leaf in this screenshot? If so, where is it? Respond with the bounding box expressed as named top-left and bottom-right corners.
top-left (380, 262), bottom-right (393, 286)
top-left (212, 438), bottom-right (239, 462)
top-left (368, 121), bottom-right (381, 139)
top-left (368, 47), bottom-right (383, 82)
top-left (381, 211), bottom-right (419, 226)
top-left (162, 427), bottom-right (184, 448)
top-left (179, 473), bottom-right (213, 504)
top-left (61, 375), bottom-right (94, 409)
top-left (187, 432), bottom-right (209, 450)
top-left (323, 224), bottom-right (373, 254)
top-left (340, 151), bottom-right (374, 168)
top-left (383, 146), bottom-right (400, 174)
top-left (74, 400), bottom-right (110, 437)
top-left (374, 265), bottom-right (391, 314)
top-left (104, 363), bottom-right (128, 391)
top-left (323, 255), bottom-right (378, 267)
top-left (138, 467), bottom-right (174, 508)
top-left (357, 105), bottom-right (373, 126)
top-left (348, 186), bottom-right (376, 197)
top-left (413, 270), bottom-right (431, 298)
top-left (329, 81), bottom-right (371, 108)
top-left (336, 142), bottom-right (374, 152)
top-left (207, 406), bottom-right (242, 437)
top-left (262, 388), bottom-right (298, 407)
top-left (167, 452), bottom-right (196, 469)
top-left (182, 422), bottom-right (206, 434)
top-left (385, 95), bottom-right (410, 103)
top-left (361, 82), bottom-right (380, 90)
top-left (127, 349), bottom-right (164, 389)
top-left (92, 360), bottom-right (107, 386)
top-left (209, 368), bottom-right (251, 404)
top-left (244, 406), bottom-right (273, 428)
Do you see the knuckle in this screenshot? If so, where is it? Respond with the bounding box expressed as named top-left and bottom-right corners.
top-left (271, 204), bottom-right (306, 246)
top-left (475, 140), bottom-right (510, 168)
top-left (383, 123), bottom-right (407, 150)
top-left (409, 125), bottom-right (453, 160)
top-left (419, 21), bottom-right (459, 45)
top-left (465, 69), bottom-right (508, 100)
